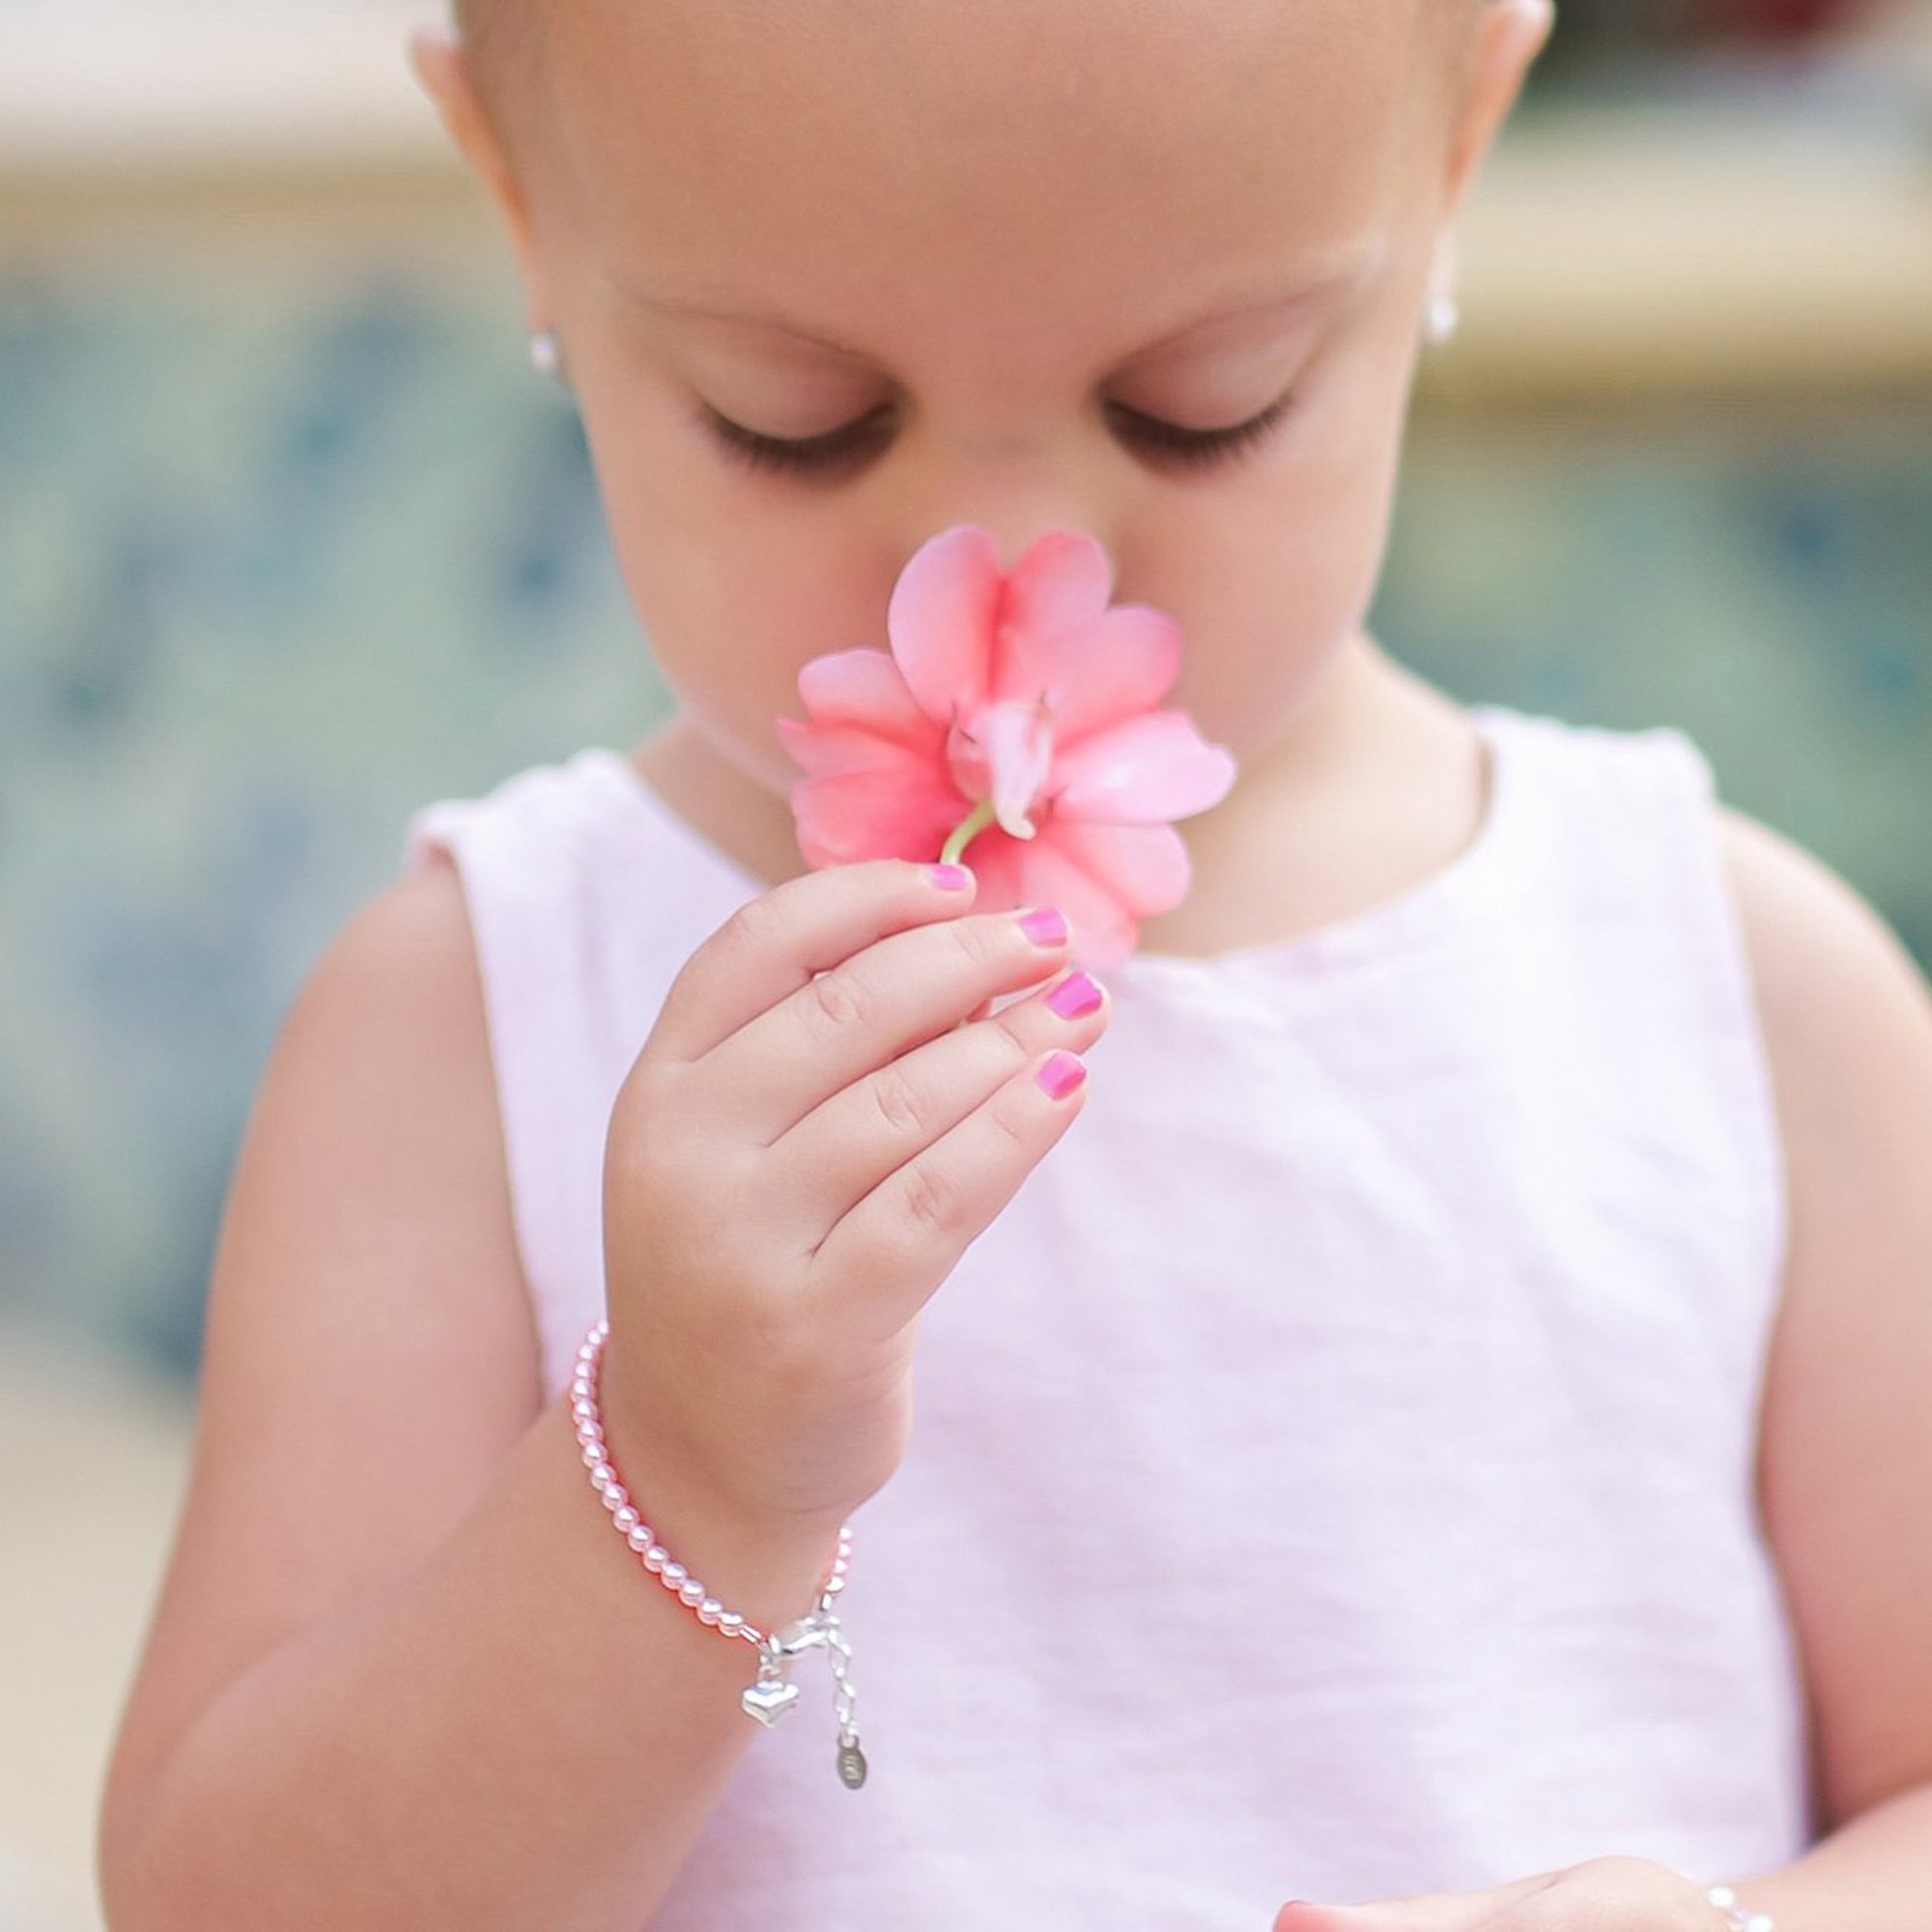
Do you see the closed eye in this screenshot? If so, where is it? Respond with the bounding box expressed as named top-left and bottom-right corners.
top-left (699, 388), bottom-right (1295, 480)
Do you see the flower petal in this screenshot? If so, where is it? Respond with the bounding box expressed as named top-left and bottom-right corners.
top-left (1045, 817), bottom-right (1192, 917)
top-left (794, 646), bottom-right (944, 753)
top-left (1025, 605), bottom-right (1184, 745)
top-left (949, 822), bottom-right (1031, 915)
top-left (988, 529), bottom-right (1114, 703)
top-left (790, 765), bottom-right (970, 867)
top-left (887, 525), bottom-right (1003, 725)
top-left (1049, 709), bottom-right (1238, 823)
top-left (778, 717), bottom-right (950, 781)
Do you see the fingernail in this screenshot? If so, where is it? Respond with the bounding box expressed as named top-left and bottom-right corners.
top-left (927, 863), bottom-right (974, 891)
top-left (1018, 905), bottom-right (1068, 947)
top-left (1045, 969), bottom-right (1103, 1018)
top-left (1036, 1049), bottom-right (1086, 1099)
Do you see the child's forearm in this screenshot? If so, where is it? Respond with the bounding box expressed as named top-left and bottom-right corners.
top-left (99, 1380), bottom-right (844, 1932)
top-left (1716, 1777), bottom-right (1932, 1930)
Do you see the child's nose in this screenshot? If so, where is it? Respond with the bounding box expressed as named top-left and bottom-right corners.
top-left (896, 470), bottom-right (1118, 584)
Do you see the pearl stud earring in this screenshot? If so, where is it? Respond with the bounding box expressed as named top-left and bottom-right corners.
top-left (1425, 294), bottom-right (1461, 347)
top-left (529, 326), bottom-right (568, 384)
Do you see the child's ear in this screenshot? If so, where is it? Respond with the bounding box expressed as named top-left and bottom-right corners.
top-left (406, 26), bottom-right (550, 333)
top-left (1437, 0), bottom-right (1557, 224)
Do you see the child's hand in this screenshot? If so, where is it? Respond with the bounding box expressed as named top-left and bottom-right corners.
top-left (596, 856), bottom-right (1107, 1549)
top-left (1272, 1856), bottom-right (1741, 1930)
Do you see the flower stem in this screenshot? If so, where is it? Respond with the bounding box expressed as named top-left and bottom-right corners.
top-left (939, 797), bottom-right (998, 867)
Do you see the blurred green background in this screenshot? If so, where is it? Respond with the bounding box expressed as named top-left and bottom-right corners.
top-left (1, 2), bottom-right (1928, 1924)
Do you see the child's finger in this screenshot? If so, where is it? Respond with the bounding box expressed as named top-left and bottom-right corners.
top-left (697, 899), bottom-right (1077, 1143)
top-left (764, 967), bottom-right (1108, 1241)
top-left (803, 1037), bottom-right (1092, 1347)
top-left (648, 856), bottom-right (981, 1067)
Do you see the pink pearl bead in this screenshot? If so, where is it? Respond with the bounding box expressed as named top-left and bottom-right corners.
top-left (696, 1599), bottom-right (723, 1624)
top-left (661, 1561), bottom-right (687, 1587)
top-left (678, 1578), bottom-right (706, 1605)
top-left (642, 1546), bottom-right (668, 1571)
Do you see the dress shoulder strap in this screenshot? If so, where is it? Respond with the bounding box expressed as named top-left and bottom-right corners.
top-left (399, 748), bottom-right (736, 1399)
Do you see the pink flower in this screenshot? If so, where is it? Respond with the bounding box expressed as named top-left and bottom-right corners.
top-left (775, 524), bottom-right (1237, 971)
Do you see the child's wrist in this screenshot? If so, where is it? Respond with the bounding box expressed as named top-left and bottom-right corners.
top-left (582, 1351), bottom-right (844, 1626)
top-left (570, 1318), bottom-right (866, 1785)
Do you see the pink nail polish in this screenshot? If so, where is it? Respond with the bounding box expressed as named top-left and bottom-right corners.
top-left (1045, 970), bottom-right (1103, 1018)
top-left (1036, 1050), bottom-right (1086, 1099)
top-left (927, 863), bottom-right (974, 891)
top-left (1018, 905), bottom-right (1068, 947)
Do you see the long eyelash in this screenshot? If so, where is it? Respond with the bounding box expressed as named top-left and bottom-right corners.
top-left (702, 391), bottom-right (1294, 479)
top-left (703, 405), bottom-right (890, 476)
top-left (1107, 393), bottom-right (1294, 468)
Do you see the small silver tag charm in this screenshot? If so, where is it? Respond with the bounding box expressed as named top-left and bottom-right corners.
top-left (837, 1741), bottom-right (868, 1789)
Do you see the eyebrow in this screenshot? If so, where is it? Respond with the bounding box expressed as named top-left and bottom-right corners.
top-left (621, 248), bottom-right (1378, 362)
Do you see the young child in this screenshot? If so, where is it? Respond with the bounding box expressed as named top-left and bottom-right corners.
top-left (97, 1), bottom-right (1932, 1927)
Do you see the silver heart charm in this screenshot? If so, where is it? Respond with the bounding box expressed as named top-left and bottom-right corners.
top-left (741, 1677), bottom-right (801, 1725)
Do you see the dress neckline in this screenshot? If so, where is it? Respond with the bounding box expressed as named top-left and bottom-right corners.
top-left (582, 701), bottom-right (1528, 980)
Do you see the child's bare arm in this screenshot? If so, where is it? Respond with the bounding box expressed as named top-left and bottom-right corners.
top-left (97, 849), bottom-right (1105, 1930)
top-left (93, 858), bottom-right (845, 1929)
top-left (1715, 805), bottom-right (1932, 1923)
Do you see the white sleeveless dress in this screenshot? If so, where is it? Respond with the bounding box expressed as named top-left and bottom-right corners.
top-left (402, 701), bottom-right (1814, 1926)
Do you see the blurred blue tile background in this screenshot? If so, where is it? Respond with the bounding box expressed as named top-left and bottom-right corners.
top-left (1, 263), bottom-right (1928, 1389)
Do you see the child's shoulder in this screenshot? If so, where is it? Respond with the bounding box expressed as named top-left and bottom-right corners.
top-left (1709, 794), bottom-right (1932, 1832)
top-left (1711, 797), bottom-right (1932, 1144)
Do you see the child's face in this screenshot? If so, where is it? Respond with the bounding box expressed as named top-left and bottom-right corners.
top-left (420, 0), bottom-right (1549, 801)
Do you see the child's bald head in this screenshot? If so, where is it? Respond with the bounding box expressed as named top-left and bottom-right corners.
top-left (450, 0), bottom-right (1494, 172)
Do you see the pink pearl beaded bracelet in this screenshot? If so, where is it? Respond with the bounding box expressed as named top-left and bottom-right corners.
top-left (571, 1317), bottom-right (867, 1789)
top-left (1704, 1883), bottom-right (1775, 1932)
